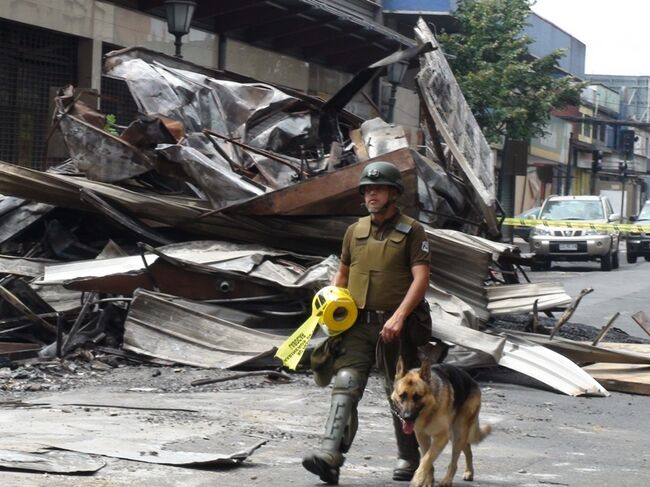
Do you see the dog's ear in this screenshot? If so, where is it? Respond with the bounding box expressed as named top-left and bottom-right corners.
top-left (419, 358), bottom-right (432, 382)
top-left (395, 355), bottom-right (406, 380)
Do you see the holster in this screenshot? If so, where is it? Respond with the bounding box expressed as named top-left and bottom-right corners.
top-left (405, 300), bottom-right (432, 348)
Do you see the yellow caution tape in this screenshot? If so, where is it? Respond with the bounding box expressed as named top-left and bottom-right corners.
top-left (274, 315), bottom-right (320, 371)
top-left (503, 218), bottom-right (650, 233)
top-left (275, 286), bottom-right (358, 370)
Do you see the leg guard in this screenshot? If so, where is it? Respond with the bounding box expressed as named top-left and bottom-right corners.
top-left (303, 368), bottom-right (363, 485)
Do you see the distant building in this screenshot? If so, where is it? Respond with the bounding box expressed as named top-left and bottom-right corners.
top-left (587, 75), bottom-right (650, 123)
top-left (585, 75), bottom-right (650, 215)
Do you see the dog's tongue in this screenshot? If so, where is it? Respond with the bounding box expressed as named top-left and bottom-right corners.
top-left (401, 420), bottom-right (415, 435)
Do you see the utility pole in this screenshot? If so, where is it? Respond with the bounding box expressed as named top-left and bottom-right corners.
top-left (619, 160), bottom-right (627, 218)
top-left (620, 129), bottom-right (637, 217)
top-left (564, 132), bottom-right (574, 195)
top-left (591, 149), bottom-right (603, 195)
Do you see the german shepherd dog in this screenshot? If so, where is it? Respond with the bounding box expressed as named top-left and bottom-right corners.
top-left (391, 357), bottom-right (491, 487)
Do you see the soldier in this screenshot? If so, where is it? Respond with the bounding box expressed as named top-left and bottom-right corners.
top-left (302, 161), bottom-right (433, 484)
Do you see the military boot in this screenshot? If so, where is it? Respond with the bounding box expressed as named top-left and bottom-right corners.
top-left (303, 368), bottom-right (361, 485)
top-left (391, 413), bottom-right (420, 481)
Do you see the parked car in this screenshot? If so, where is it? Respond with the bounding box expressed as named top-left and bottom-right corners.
top-left (625, 199), bottom-right (650, 263)
top-left (512, 206), bottom-right (541, 241)
top-left (528, 195), bottom-right (621, 271)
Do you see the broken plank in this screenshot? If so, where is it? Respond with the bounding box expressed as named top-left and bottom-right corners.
top-left (583, 363), bottom-right (650, 395)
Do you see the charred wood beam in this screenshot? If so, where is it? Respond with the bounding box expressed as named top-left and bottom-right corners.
top-left (0, 285), bottom-right (57, 335)
top-left (61, 292), bottom-right (98, 356)
top-left (0, 312), bottom-right (61, 332)
top-left (549, 287), bottom-right (594, 340)
top-left (191, 370), bottom-right (292, 386)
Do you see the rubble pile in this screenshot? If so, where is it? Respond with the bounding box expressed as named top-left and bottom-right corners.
top-left (0, 21), bottom-right (647, 401)
top-left (0, 38), bottom-right (503, 368)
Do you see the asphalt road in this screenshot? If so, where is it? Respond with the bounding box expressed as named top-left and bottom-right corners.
top-left (517, 239), bottom-right (650, 340)
top-left (1, 371), bottom-right (649, 487)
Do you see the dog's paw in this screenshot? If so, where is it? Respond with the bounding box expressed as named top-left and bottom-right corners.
top-left (439, 479), bottom-right (453, 487)
top-left (410, 468), bottom-right (433, 487)
top-left (463, 469), bottom-right (474, 481)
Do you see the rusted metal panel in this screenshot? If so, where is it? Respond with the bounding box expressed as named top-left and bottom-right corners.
top-left (122, 289), bottom-right (280, 368)
top-left (40, 242), bottom-right (331, 301)
top-left (224, 148), bottom-right (418, 216)
top-left (414, 18), bottom-right (499, 236)
top-left (58, 114), bottom-right (154, 183)
top-left (62, 257), bottom-right (287, 300)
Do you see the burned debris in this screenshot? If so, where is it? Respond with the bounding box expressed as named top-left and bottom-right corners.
top-left (0, 20), bottom-right (649, 478)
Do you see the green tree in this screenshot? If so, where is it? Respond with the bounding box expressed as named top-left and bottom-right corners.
top-left (438, 0), bottom-right (583, 143)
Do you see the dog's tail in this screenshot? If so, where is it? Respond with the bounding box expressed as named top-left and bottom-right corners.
top-left (468, 419), bottom-right (492, 444)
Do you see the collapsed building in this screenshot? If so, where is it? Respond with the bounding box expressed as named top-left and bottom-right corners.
top-left (0, 19), bottom-right (648, 408)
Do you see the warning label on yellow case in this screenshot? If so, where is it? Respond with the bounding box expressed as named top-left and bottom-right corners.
top-left (503, 218), bottom-right (650, 233)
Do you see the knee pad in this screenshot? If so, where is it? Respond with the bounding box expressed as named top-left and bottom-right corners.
top-left (332, 368), bottom-right (363, 398)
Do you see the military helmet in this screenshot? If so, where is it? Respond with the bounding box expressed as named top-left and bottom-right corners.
top-left (359, 161), bottom-right (403, 194)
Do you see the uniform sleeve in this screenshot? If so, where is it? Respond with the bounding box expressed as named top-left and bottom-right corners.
top-left (407, 223), bottom-right (431, 266)
top-left (340, 224), bottom-right (355, 266)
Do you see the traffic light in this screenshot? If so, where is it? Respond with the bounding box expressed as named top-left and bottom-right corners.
top-left (591, 149), bottom-right (603, 173)
top-left (620, 129), bottom-right (637, 159)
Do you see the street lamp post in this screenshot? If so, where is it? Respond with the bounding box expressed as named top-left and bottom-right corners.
top-left (386, 61), bottom-right (408, 124)
top-left (164, 0), bottom-right (197, 59)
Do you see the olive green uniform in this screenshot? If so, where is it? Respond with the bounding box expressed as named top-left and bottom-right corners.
top-left (303, 161), bottom-right (432, 485)
top-left (333, 211), bottom-right (430, 373)
top-left (309, 210), bottom-right (431, 475)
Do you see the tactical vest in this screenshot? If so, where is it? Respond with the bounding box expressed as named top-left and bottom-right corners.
top-left (347, 214), bottom-right (415, 310)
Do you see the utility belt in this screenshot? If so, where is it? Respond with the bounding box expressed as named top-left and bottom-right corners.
top-left (359, 309), bottom-right (394, 325)
top-left (361, 301), bottom-right (433, 347)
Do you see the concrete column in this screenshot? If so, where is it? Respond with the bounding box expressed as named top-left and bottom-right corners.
top-left (77, 37), bottom-right (102, 110)
top-left (78, 37), bottom-right (102, 91)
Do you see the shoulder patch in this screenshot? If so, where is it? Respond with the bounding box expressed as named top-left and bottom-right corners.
top-left (421, 240), bottom-right (430, 253)
top-left (394, 222), bottom-right (412, 234)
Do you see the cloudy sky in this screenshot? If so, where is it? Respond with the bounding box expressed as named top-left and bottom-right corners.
top-left (531, 0), bottom-right (650, 76)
